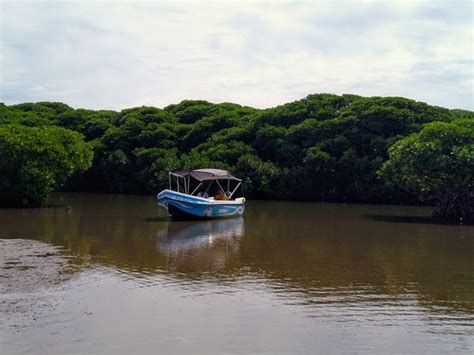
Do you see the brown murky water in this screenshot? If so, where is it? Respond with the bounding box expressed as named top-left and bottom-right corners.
top-left (0, 193), bottom-right (473, 353)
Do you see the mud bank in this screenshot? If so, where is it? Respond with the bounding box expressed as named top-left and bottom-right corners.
top-left (0, 239), bottom-right (78, 332)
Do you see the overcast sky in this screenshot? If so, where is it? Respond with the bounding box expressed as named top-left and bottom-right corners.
top-left (1, 0), bottom-right (472, 110)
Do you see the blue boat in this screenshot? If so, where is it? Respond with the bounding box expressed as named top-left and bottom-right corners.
top-left (157, 169), bottom-right (245, 220)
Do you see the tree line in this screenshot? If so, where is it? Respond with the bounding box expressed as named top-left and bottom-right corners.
top-left (0, 94), bottom-right (472, 223)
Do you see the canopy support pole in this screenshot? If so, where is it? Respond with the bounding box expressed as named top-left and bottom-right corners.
top-left (215, 179), bottom-right (225, 193)
top-left (191, 183), bottom-right (203, 196)
top-left (229, 181), bottom-right (241, 199)
top-left (205, 180), bottom-right (213, 194)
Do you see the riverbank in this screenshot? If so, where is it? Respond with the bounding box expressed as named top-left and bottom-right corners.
top-left (0, 239), bottom-right (80, 333)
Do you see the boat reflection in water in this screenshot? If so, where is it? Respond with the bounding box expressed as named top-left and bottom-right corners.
top-left (156, 218), bottom-right (244, 271)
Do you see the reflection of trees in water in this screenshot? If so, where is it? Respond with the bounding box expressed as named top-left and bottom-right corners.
top-left (1, 194), bottom-right (472, 316)
top-left (0, 194), bottom-right (245, 277)
top-left (0, 194), bottom-right (171, 273)
top-left (241, 202), bottom-right (474, 315)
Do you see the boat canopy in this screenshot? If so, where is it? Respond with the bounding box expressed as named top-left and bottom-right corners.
top-left (170, 169), bottom-right (241, 182)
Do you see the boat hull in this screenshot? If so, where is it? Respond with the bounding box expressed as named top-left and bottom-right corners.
top-left (157, 190), bottom-right (245, 220)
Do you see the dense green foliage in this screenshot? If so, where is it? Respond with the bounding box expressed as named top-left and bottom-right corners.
top-left (379, 120), bottom-right (473, 223)
top-left (0, 122), bottom-right (93, 207)
top-left (0, 94), bottom-right (472, 217)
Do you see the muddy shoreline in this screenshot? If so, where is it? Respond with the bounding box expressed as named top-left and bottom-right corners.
top-left (0, 239), bottom-right (80, 332)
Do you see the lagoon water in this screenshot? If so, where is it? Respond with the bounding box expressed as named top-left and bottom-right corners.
top-left (1, 193), bottom-right (473, 353)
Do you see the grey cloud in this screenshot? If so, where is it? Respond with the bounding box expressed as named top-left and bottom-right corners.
top-left (416, 1), bottom-right (473, 24)
top-left (1, 0), bottom-right (472, 110)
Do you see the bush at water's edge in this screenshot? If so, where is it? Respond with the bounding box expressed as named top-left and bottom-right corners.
top-left (0, 94), bottom-right (472, 221)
